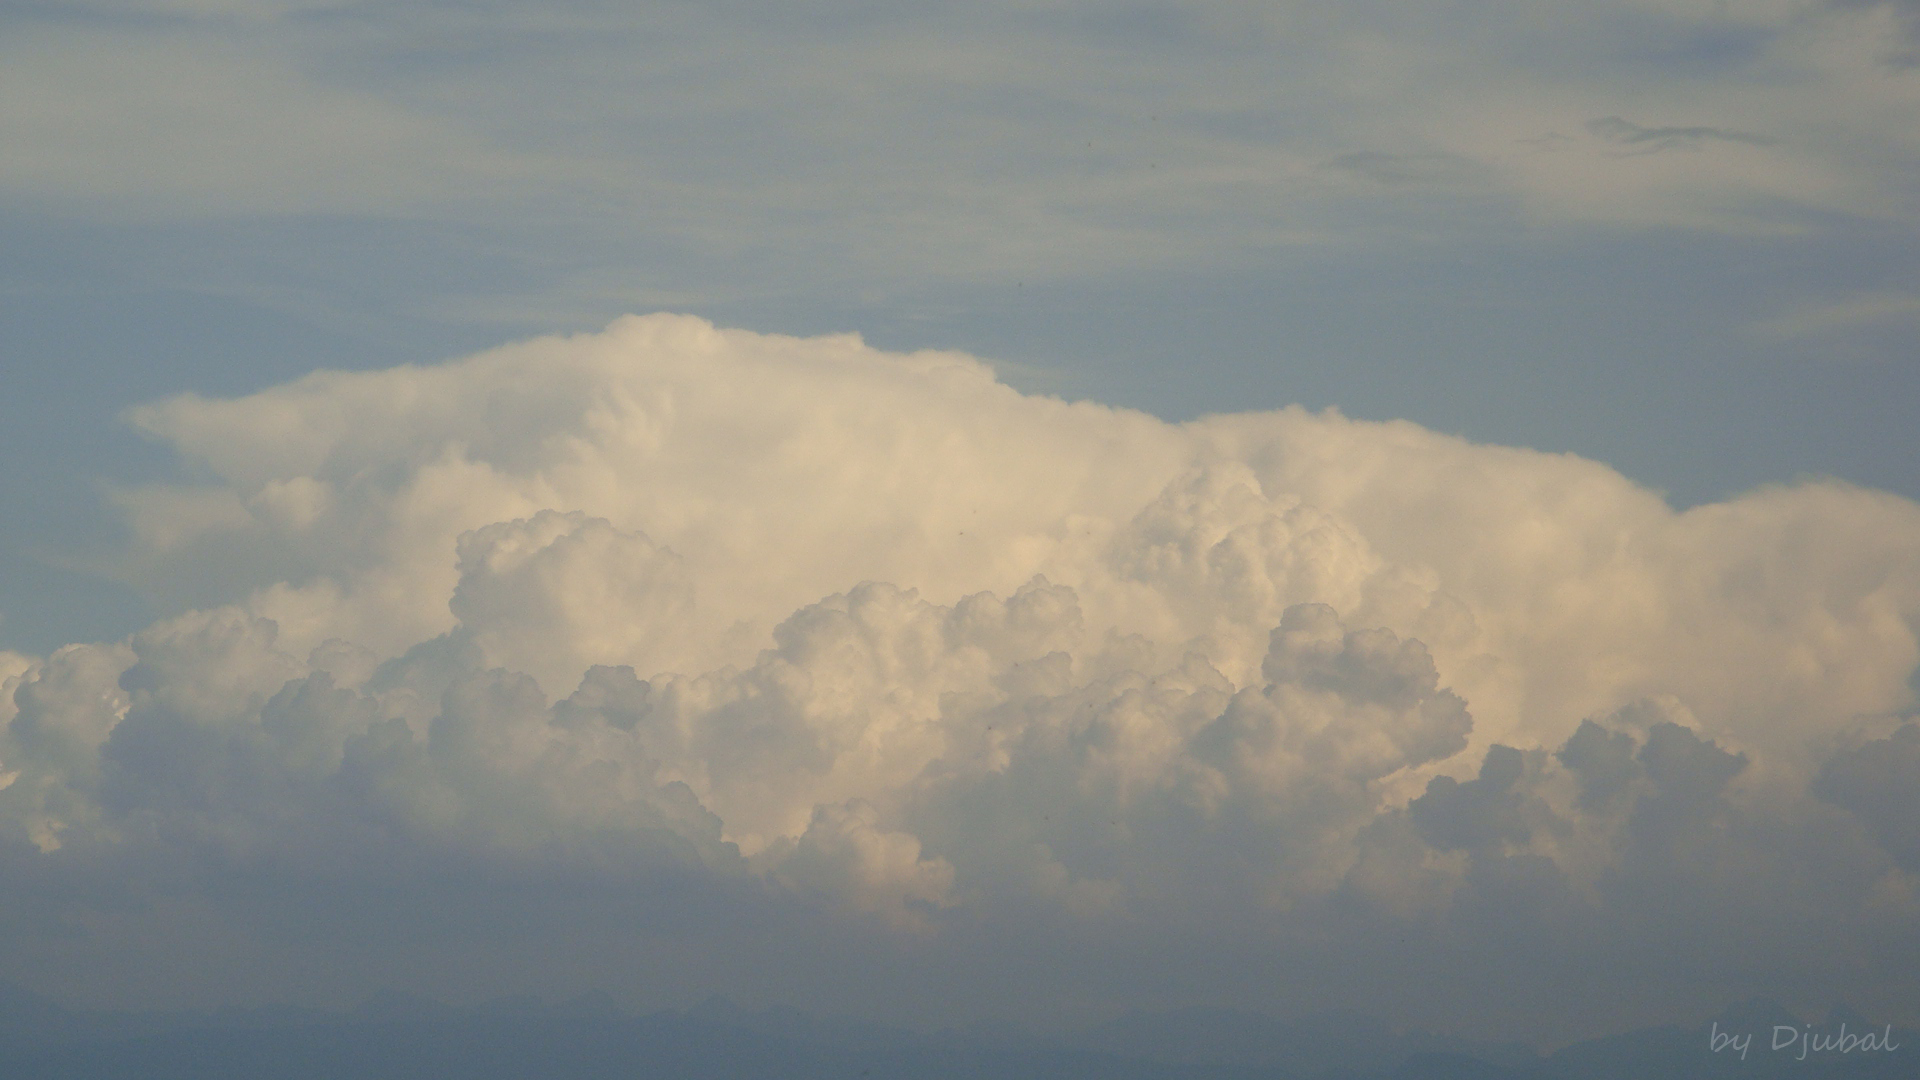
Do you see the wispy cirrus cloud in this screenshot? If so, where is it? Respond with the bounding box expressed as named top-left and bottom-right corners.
top-left (4, 0), bottom-right (1917, 284)
top-left (1749, 288), bottom-right (1920, 336)
top-left (1584, 115), bottom-right (1779, 154)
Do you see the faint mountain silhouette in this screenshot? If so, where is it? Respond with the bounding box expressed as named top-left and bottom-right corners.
top-left (0, 983), bottom-right (1911, 1080)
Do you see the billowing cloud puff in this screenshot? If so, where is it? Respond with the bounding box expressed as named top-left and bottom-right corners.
top-left (3, 315), bottom-right (1919, 1036)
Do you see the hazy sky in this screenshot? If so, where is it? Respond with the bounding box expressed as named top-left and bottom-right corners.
top-left (2, 0), bottom-right (1919, 1045)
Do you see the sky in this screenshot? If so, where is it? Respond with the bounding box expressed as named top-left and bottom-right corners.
top-left (2, 0), bottom-right (1920, 1049)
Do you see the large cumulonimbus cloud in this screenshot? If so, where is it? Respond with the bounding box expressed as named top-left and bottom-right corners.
top-left (3, 314), bottom-right (1919, 1036)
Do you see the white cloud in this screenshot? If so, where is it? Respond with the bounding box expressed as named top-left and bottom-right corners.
top-left (4, 315), bottom-right (1919, 1030)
